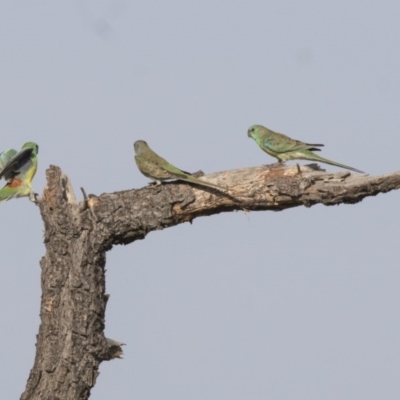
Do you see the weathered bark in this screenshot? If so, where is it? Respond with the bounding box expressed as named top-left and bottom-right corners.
top-left (21, 164), bottom-right (400, 399)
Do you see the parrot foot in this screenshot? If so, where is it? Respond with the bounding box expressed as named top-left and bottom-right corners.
top-left (148, 180), bottom-right (162, 187)
top-left (30, 192), bottom-right (39, 205)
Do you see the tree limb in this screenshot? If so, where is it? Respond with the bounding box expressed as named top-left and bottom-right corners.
top-left (21, 164), bottom-right (400, 399)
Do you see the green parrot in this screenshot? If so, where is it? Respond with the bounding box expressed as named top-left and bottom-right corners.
top-left (0, 142), bottom-right (39, 203)
top-left (134, 140), bottom-right (225, 191)
top-left (247, 125), bottom-right (364, 173)
top-left (0, 149), bottom-right (18, 171)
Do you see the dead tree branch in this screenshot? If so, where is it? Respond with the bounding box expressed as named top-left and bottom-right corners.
top-left (21, 164), bottom-right (400, 399)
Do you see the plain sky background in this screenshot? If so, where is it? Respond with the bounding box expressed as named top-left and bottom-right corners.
top-left (1, 1), bottom-right (399, 399)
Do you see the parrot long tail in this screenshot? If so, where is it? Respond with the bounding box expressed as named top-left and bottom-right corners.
top-left (0, 186), bottom-right (18, 203)
top-left (0, 183), bottom-right (32, 204)
top-left (300, 150), bottom-right (364, 173)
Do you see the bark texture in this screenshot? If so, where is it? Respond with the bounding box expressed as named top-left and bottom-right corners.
top-left (21, 164), bottom-right (400, 399)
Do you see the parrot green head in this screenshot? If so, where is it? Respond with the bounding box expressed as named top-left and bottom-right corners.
top-left (21, 142), bottom-right (39, 156)
top-left (247, 125), bottom-right (263, 140)
top-left (134, 140), bottom-right (149, 156)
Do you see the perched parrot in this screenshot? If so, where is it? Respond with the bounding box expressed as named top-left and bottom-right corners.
top-left (247, 125), bottom-right (364, 173)
top-left (0, 142), bottom-right (39, 203)
top-left (133, 140), bottom-right (225, 191)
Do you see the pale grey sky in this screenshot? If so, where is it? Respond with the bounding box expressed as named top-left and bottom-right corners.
top-left (1, 1), bottom-right (399, 399)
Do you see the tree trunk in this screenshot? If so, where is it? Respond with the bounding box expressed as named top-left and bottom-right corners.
top-left (21, 164), bottom-right (400, 399)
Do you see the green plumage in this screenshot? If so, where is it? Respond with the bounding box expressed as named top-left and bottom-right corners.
top-left (247, 125), bottom-right (364, 173)
top-left (0, 142), bottom-right (39, 203)
top-left (0, 149), bottom-right (17, 171)
top-left (134, 140), bottom-right (225, 191)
